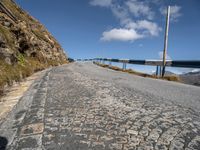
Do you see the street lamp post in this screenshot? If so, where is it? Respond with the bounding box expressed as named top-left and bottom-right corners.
top-left (162, 6), bottom-right (171, 77)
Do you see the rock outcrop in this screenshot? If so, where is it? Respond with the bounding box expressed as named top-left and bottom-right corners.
top-left (0, 0), bottom-right (68, 95)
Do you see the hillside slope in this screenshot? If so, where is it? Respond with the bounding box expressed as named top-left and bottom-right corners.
top-left (0, 0), bottom-right (67, 95)
top-left (180, 71), bottom-right (200, 86)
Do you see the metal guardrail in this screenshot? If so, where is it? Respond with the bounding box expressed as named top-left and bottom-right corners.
top-left (77, 58), bottom-right (200, 76)
top-left (92, 58), bottom-right (200, 69)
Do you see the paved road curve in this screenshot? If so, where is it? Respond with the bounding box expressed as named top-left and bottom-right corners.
top-left (0, 62), bottom-right (200, 150)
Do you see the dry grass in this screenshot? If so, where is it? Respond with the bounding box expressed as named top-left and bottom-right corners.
top-left (0, 0), bottom-right (68, 96)
top-left (2, 0), bottom-right (50, 44)
top-left (0, 24), bottom-right (15, 49)
top-left (31, 28), bottom-right (49, 43)
top-left (2, 0), bottom-right (35, 23)
top-left (94, 62), bottom-right (180, 82)
top-left (0, 57), bottom-right (63, 96)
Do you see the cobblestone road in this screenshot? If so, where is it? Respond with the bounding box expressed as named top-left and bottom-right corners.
top-left (0, 63), bottom-right (200, 150)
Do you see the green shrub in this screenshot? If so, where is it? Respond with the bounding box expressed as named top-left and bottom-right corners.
top-left (16, 53), bottom-right (25, 65)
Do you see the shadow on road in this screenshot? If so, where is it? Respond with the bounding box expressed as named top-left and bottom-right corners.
top-left (0, 136), bottom-right (8, 150)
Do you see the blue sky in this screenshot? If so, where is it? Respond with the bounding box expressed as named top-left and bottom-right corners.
top-left (16, 0), bottom-right (200, 74)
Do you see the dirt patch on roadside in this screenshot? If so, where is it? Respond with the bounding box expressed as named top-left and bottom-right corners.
top-left (0, 71), bottom-right (43, 120)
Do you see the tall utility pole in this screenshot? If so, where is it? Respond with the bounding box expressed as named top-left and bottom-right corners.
top-left (162, 6), bottom-right (170, 77)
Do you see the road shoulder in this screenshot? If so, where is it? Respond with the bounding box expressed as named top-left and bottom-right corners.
top-left (0, 69), bottom-right (49, 121)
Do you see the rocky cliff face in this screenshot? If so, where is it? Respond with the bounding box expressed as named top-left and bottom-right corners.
top-left (0, 0), bottom-right (68, 94)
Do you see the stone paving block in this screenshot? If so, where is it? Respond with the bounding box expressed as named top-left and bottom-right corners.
top-left (20, 123), bottom-right (44, 136)
top-left (1, 64), bottom-right (200, 150)
top-left (14, 134), bottom-right (42, 150)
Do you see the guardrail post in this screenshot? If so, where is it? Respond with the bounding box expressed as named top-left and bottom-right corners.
top-left (156, 66), bottom-right (159, 76)
top-left (122, 63), bottom-right (126, 70)
top-left (109, 61), bottom-right (112, 66)
top-left (160, 66), bottom-right (162, 76)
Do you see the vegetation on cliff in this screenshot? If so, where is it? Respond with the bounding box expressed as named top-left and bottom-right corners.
top-left (0, 0), bottom-right (68, 95)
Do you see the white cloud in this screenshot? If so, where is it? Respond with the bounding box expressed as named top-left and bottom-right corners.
top-left (111, 5), bottom-right (129, 23)
top-left (101, 28), bottom-right (143, 42)
top-left (136, 20), bottom-right (162, 36)
top-left (160, 5), bottom-right (182, 21)
top-left (126, 0), bottom-right (154, 20)
top-left (158, 51), bottom-right (172, 60)
top-left (124, 20), bottom-right (161, 36)
top-left (101, 19), bottom-right (161, 42)
top-left (90, 0), bottom-right (112, 7)
top-left (90, 0), bottom-right (181, 42)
